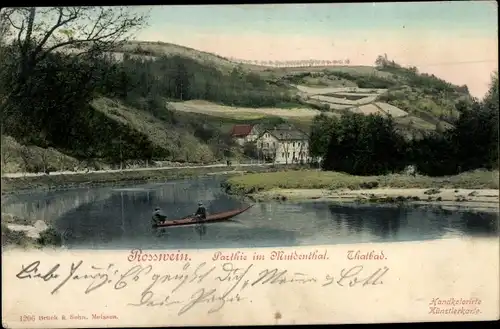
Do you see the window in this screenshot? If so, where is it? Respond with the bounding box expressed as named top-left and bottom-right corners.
top-left (293, 142), bottom-right (295, 147)
top-left (266, 143), bottom-right (269, 147)
top-left (293, 152), bottom-right (295, 159)
top-left (273, 142), bottom-right (275, 147)
top-left (281, 152), bottom-right (285, 158)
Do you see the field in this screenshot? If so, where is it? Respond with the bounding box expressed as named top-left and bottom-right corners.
top-left (351, 104), bottom-right (385, 115)
top-left (374, 102), bottom-right (409, 118)
top-left (294, 84), bottom-right (413, 121)
top-left (170, 100), bottom-right (334, 119)
top-left (294, 85), bottom-right (388, 95)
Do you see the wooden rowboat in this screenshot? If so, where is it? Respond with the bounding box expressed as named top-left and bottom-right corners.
top-left (152, 204), bottom-right (254, 228)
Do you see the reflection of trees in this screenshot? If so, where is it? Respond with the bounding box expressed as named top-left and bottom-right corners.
top-left (460, 211), bottom-right (499, 236)
top-left (2, 188), bottom-right (111, 223)
top-left (326, 203), bottom-right (498, 241)
top-left (327, 204), bottom-right (407, 240)
top-left (329, 205), bottom-right (365, 234)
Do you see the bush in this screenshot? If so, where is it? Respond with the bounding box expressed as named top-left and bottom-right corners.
top-left (1, 224), bottom-right (30, 247)
top-left (36, 227), bottom-right (63, 247)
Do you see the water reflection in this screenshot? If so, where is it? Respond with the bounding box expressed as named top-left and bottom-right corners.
top-left (323, 203), bottom-right (498, 241)
top-left (2, 176), bottom-right (498, 249)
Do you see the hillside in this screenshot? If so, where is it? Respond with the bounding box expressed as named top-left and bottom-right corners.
top-left (109, 41), bottom-right (469, 134)
top-left (0, 41), bottom-right (476, 173)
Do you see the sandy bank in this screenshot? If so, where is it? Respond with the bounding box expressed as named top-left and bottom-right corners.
top-left (253, 188), bottom-right (500, 212)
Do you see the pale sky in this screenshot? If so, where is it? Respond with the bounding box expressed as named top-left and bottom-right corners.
top-left (134, 2), bottom-right (498, 98)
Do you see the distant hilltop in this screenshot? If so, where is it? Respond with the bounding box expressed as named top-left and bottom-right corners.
top-left (61, 41), bottom-right (353, 69)
top-left (227, 58), bottom-right (352, 67)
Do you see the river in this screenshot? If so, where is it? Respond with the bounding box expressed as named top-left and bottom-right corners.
top-left (2, 176), bottom-right (498, 249)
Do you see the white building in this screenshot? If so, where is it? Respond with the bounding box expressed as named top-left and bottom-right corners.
top-left (255, 125), bottom-right (310, 164)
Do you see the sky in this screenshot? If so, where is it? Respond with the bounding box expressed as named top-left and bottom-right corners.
top-left (134, 2), bottom-right (498, 98)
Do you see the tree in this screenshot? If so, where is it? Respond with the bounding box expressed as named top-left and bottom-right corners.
top-left (243, 141), bottom-right (258, 159)
top-left (297, 141), bottom-right (306, 164)
top-left (0, 9), bottom-right (10, 46)
top-left (322, 113), bottom-right (406, 175)
top-left (173, 58), bottom-right (190, 100)
top-left (17, 145), bottom-right (34, 172)
top-left (268, 143), bottom-right (278, 163)
top-left (309, 113), bottom-right (338, 162)
top-left (39, 148), bottom-right (51, 173)
top-left (0, 6), bottom-right (149, 114)
top-left (483, 71), bottom-right (499, 112)
top-left (282, 140), bottom-right (290, 165)
top-left (435, 121), bottom-right (446, 134)
top-left (0, 137), bottom-right (13, 171)
top-left (375, 55), bottom-right (386, 68)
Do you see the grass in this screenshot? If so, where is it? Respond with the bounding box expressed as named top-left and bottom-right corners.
top-left (93, 97), bottom-right (216, 163)
top-left (1, 135), bottom-right (82, 174)
top-left (223, 169), bottom-right (499, 195)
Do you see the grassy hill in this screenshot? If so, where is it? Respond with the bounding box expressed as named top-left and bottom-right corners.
top-left (110, 41), bottom-right (468, 132)
top-left (1, 41), bottom-right (474, 173)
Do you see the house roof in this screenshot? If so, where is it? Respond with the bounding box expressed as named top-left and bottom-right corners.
top-left (230, 124), bottom-right (254, 137)
top-left (262, 127), bottom-right (308, 141)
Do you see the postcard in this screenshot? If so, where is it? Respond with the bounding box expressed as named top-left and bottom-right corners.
top-left (1, 2), bottom-right (499, 328)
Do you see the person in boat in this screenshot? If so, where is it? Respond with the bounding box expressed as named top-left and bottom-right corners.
top-left (194, 202), bottom-right (207, 222)
top-left (152, 207), bottom-right (167, 225)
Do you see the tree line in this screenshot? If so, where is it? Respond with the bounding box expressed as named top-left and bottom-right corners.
top-left (309, 71), bottom-right (498, 176)
top-left (229, 58), bottom-right (351, 67)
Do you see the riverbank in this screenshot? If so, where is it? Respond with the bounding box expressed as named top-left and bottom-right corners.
top-left (0, 164), bottom-right (279, 195)
top-left (223, 169), bottom-right (499, 212)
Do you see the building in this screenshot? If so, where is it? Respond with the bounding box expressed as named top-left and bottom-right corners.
top-left (229, 124), bottom-right (260, 146)
top-left (255, 125), bottom-right (310, 164)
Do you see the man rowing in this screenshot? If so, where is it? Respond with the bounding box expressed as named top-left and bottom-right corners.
top-left (194, 202), bottom-right (207, 222)
top-left (152, 207), bottom-right (167, 225)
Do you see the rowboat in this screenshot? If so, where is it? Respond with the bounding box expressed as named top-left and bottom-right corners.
top-left (152, 204), bottom-right (254, 228)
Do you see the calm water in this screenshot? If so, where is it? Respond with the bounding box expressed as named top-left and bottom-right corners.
top-left (2, 176), bottom-right (498, 249)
